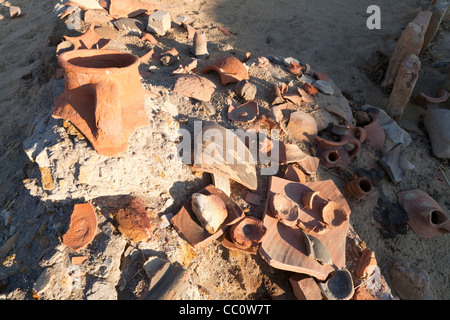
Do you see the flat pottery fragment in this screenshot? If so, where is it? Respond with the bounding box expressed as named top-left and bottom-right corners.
top-left (259, 176), bottom-right (351, 280)
top-left (318, 268), bottom-right (354, 300)
top-left (64, 24), bottom-right (111, 50)
top-left (227, 100), bottom-right (259, 123)
top-left (193, 122), bottom-right (257, 190)
top-left (109, 0), bottom-right (162, 18)
top-left (284, 165), bottom-right (306, 183)
top-left (113, 197), bottom-right (152, 242)
top-left (397, 189), bottom-right (450, 238)
top-left (200, 56), bottom-right (249, 85)
top-left (170, 185), bottom-right (244, 248)
top-left (173, 74), bottom-right (216, 102)
top-left (191, 193), bottom-right (227, 234)
top-left (287, 110), bottom-right (318, 144)
top-left (62, 203), bottom-right (97, 251)
top-left (378, 143), bottom-right (403, 183)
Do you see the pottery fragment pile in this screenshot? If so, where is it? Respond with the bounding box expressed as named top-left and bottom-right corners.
top-left (25, 0), bottom-right (449, 300)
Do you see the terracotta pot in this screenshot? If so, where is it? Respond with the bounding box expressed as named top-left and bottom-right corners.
top-left (363, 111), bottom-right (385, 148)
top-left (398, 189), bottom-right (450, 238)
top-left (52, 49), bottom-right (150, 156)
top-left (315, 134), bottom-right (361, 168)
top-left (343, 177), bottom-right (373, 199)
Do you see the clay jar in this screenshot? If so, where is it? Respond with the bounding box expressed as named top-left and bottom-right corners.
top-left (315, 134), bottom-right (361, 168)
top-left (363, 111), bottom-right (385, 149)
top-left (343, 177), bottom-right (373, 199)
top-left (52, 49), bottom-right (150, 156)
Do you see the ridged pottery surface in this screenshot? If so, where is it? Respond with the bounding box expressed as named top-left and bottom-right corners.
top-left (398, 189), bottom-right (450, 238)
top-left (52, 49), bottom-right (149, 156)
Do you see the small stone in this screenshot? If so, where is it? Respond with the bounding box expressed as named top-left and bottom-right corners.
top-left (9, 6), bottom-right (21, 18)
top-left (314, 80), bottom-right (334, 95)
top-left (33, 268), bottom-right (54, 296)
top-left (147, 11), bottom-right (171, 36)
top-left (389, 261), bottom-right (434, 300)
top-left (191, 193), bottom-right (227, 234)
top-left (39, 167), bottom-right (55, 191)
top-left (113, 18), bottom-right (145, 36)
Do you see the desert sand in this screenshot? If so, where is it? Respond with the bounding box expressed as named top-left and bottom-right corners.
top-left (0, 0), bottom-right (448, 300)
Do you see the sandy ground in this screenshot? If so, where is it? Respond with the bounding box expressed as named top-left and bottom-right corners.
top-left (0, 0), bottom-right (449, 299)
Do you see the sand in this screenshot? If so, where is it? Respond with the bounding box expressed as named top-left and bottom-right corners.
top-left (0, 0), bottom-right (448, 300)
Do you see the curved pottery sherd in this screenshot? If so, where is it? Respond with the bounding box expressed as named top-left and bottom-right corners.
top-left (319, 268), bottom-right (354, 300)
top-left (173, 73), bottom-right (216, 102)
top-left (363, 111), bottom-right (385, 149)
top-left (343, 177), bottom-right (373, 199)
top-left (301, 230), bottom-right (333, 265)
top-left (398, 189), bottom-right (450, 238)
top-left (413, 89), bottom-right (450, 108)
top-left (52, 49), bottom-right (149, 156)
top-left (62, 203), bottom-right (97, 251)
top-left (200, 56), bottom-right (249, 85)
top-left (227, 100), bottom-right (259, 123)
top-left (302, 191), bottom-right (320, 210)
top-left (315, 134), bottom-right (360, 168)
top-left (191, 193), bottom-right (228, 234)
top-left (347, 125), bottom-right (367, 143)
top-left (229, 216), bottom-right (267, 250)
top-left (64, 24), bottom-right (111, 50)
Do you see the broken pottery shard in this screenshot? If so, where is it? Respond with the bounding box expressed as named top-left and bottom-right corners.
top-left (173, 74), bottom-right (216, 102)
top-left (193, 122), bottom-right (257, 190)
top-left (270, 193), bottom-right (302, 227)
top-left (287, 111), bottom-right (318, 144)
top-left (424, 108), bottom-right (450, 159)
top-left (422, 1), bottom-right (449, 52)
top-left (362, 109), bottom-right (385, 148)
top-left (109, 0), bottom-right (162, 18)
top-left (229, 216), bottom-right (267, 250)
top-left (397, 189), bottom-right (450, 238)
top-left (160, 48), bottom-right (180, 66)
top-left (320, 200), bottom-right (346, 227)
top-left (318, 268), bottom-right (354, 300)
top-left (355, 248), bottom-right (378, 279)
top-left (259, 176), bottom-right (351, 280)
top-left (66, 0), bottom-right (104, 10)
top-left (227, 100), bottom-right (259, 123)
top-left (302, 231), bottom-right (333, 265)
top-left (313, 72), bottom-right (329, 81)
top-left (414, 89), bottom-right (450, 108)
top-left (84, 9), bottom-right (113, 25)
top-left (284, 143), bottom-right (319, 174)
top-left (362, 105), bottom-right (412, 146)
top-left (191, 193), bottom-right (228, 234)
top-left (113, 197), bottom-right (152, 242)
top-left (141, 32), bottom-right (159, 44)
top-left (193, 29), bottom-right (209, 59)
top-left (52, 49), bottom-right (150, 156)
top-left (287, 61), bottom-right (302, 75)
top-left (296, 87), bottom-right (314, 103)
top-left (387, 54), bottom-right (421, 120)
top-left (9, 6), bottom-right (21, 18)
top-left (289, 274), bottom-right (323, 300)
top-left (303, 82), bottom-right (319, 96)
top-left (170, 185), bottom-right (244, 248)
top-left (270, 84), bottom-right (286, 105)
top-left (64, 24), bottom-right (111, 50)
top-left (284, 165), bottom-right (307, 183)
top-left (315, 134), bottom-right (360, 168)
top-left (62, 203), bottom-right (97, 251)
top-left (172, 58), bottom-right (198, 75)
top-left (314, 80), bottom-right (334, 95)
top-left (302, 191), bottom-right (320, 210)
top-left (113, 18), bottom-right (145, 36)
top-left (389, 261), bottom-right (434, 300)
top-left (342, 177), bottom-right (373, 199)
top-left (234, 79), bottom-right (257, 101)
top-left (378, 143), bottom-right (403, 183)
top-left (141, 256), bottom-right (191, 300)
top-left (200, 56), bottom-right (249, 86)
top-left (382, 11), bottom-right (432, 87)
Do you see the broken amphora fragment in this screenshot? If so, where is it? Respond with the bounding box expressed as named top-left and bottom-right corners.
top-left (229, 216), bottom-right (267, 251)
top-left (398, 189), bottom-right (450, 238)
top-left (315, 134), bottom-right (360, 168)
top-left (302, 230), bottom-right (333, 265)
top-left (193, 29), bottom-right (209, 59)
top-left (62, 203), bottom-right (97, 251)
top-left (342, 177), bottom-right (373, 199)
top-left (52, 49), bottom-right (150, 156)
top-left (227, 100), bottom-right (259, 123)
top-left (200, 56), bottom-right (249, 86)
top-left (318, 268), bottom-right (354, 300)
top-left (362, 110), bottom-right (385, 149)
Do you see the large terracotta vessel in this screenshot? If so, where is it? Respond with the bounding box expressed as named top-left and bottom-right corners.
top-left (52, 49), bottom-right (150, 156)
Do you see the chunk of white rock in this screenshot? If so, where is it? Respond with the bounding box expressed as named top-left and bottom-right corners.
top-left (147, 11), bottom-right (171, 36)
top-left (191, 193), bottom-right (227, 234)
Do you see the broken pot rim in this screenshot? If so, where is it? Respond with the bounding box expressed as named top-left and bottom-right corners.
top-left (229, 216), bottom-right (267, 248)
top-left (57, 49), bottom-right (140, 74)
